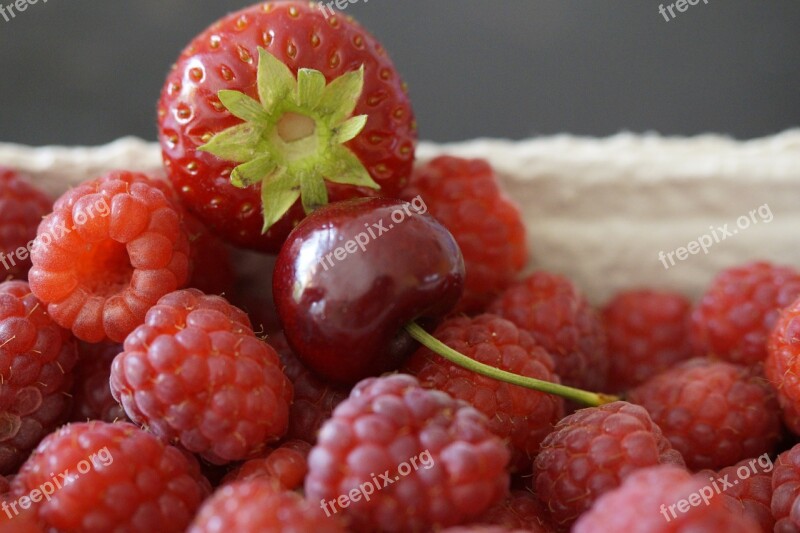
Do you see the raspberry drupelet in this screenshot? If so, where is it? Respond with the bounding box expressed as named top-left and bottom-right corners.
top-left (0, 168), bottom-right (52, 282)
top-left (691, 261), bottom-right (800, 366)
top-left (0, 280), bottom-right (78, 474)
top-left (110, 289), bottom-right (293, 464)
top-left (221, 439), bottom-right (311, 490)
top-left (628, 357), bottom-right (782, 471)
top-left (305, 373), bottom-right (510, 532)
top-left (573, 465), bottom-right (761, 533)
top-left (602, 289), bottom-right (695, 392)
top-left (488, 271), bottom-right (608, 392)
top-left (12, 421), bottom-right (211, 533)
top-left (534, 401), bottom-right (685, 529)
top-left (403, 313), bottom-right (564, 472)
top-left (28, 170), bottom-right (191, 343)
top-left (400, 156), bottom-right (527, 313)
top-left (69, 342), bottom-right (127, 423)
top-left (766, 294), bottom-right (800, 435)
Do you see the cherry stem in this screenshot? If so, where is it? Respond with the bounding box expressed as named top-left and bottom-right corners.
top-left (405, 322), bottom-right (619, 407)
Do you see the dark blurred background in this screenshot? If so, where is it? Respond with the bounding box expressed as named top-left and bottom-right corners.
top-left (0, 0), bottom-right (798, 145)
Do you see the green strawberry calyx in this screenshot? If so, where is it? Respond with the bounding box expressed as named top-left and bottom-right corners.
top-left (199, 47), bottom-right (378, 233)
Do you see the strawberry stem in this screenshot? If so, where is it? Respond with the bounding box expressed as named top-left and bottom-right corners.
top-left (405, 322), bottom-right (618, 407)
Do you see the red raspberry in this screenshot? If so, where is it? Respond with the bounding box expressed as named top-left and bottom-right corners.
top-left (189, 478), bottom-right (346, 533)
top-left (488, 271), bottom-right (608, 392)
top-left (534, 401), bottom-right (684, 528)
top-left (766, 294), bottom-right (800, 435)
top-left (28, 170), bottom-right (191, 343)
top-left (0, 169), bottom-right (52, 282)
top-left (698, 456), bottom-right (775, 532)
top-left (305, 374), bottom-right (510, 532)
top-left (70, 342), bottom-right (127, 423)
top-left (400, 157), bottom-right (527, 313)
top-left (110, 289), bottom-right (293, 464)
top-left (628, 358), bottom-right (781, 471)
top-left (271, 331), bottom-right (349, 444)
top-left (221, 439), bottom-right (311, 490)
top-left (0, 280), bottom-right (78, 474)
top-left (602, 289), bottom-right (695, 392)
top-left (474, 489), bottom-right (553, 532)
top-left (12, 421), bottom-right (210, 532)
top-left (691, 261), bottom-right (800, 366)
top-left (771, 443), bottom-right (800, 532)
top-left (403, 313), bottom-right (564, 472)
top-left (573, 465), bottom-right (760, 533)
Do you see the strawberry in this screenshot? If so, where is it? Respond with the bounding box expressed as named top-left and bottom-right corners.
top-left (158, 0), bottom-right (416, 252)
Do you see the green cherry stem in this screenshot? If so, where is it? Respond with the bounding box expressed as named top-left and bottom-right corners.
top-left (405, 322), bottom-right (619, 407)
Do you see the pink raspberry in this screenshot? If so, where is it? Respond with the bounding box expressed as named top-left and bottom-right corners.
top-left (772, 443), bottom-right (800, 532)
top-left (221, 439), bottom-right (311, 490)
top-left (305, 374), bottom-right (510, 532)
top-left (698, 456), bottom-right (775, 532)
top-left (70, 342), bottom-right (127, 423)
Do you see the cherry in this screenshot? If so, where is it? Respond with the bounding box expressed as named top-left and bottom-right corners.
top-left (273, 197), bottom-right (617, 406)
top-left (273, 197), bottom-right (464, 385)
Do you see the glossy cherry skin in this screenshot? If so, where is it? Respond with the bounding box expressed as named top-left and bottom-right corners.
top-left (273, 197), bottom-right (465, 385)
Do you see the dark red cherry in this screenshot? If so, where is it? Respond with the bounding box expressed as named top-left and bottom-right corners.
top-left (272, 197), bottom-right (464, 385)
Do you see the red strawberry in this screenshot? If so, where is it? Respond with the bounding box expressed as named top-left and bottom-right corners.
top-left (158, 0), bottom-right (416, 252)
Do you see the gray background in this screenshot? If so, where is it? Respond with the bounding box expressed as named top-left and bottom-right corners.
top-left (0, 0), bottom-right (798, 145)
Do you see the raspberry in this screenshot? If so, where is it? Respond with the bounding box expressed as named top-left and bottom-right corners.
top-left (305, 374), bottom-right (510, 532)
top-left (188, 478), bottom-right (346, 533)
top-left (488, 271), bottom-right (608, 392)
top-left (403, 313), bottom-right (564, 472)
top-left (70, 342), bottom-right (127, 423)
top-left (474, 489), bottom-right (553, 532)
top-left (628, 358), bottom-right (781, 470)
top-left (12, 421), bottom-right (210, 532)
top-left (110, 289), bottom-right (293, 464)
top-left (766, 294), bottom-right (800, 435)
top-left (440, 527), bottom-right (531, 533)
top-left (698, 457), bottom-right (775, 532)
top-left (534, 401), bottom-right (685, 528)
top-left (691, 261), bottom-right (800, 366)
top-left (28, 170), bottom-right (192, 343)
top-left (272, 331), bottom-right (349, 444)
top-left (573, 465), bottom-right (760, 533)
top-left (0, 280), bottom-right (78, 474)
top-left (0, 168), bottom-right (52, 282)
top-left (221, 439), bottom-right (311, 490)
top-left (772, 443), bottom-right (800, 532)
top-left (602, 289), bottom-right (695, 392)
top-left (400, 157), bottom-right (527, 313)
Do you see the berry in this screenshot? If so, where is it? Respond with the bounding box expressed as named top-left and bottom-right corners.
top-left (13, 421), bottom-right (210, 532)
top-left (305, 374), bottom-right (510, 532)
top-left (602, 289), bottom-right (695, 391)
top-left (189, 478), bottom-right (346, 533)
top-left (698, 457), bottom-right (775, 532)
top-left (772, 444), bottom-right (800, 532)
top-left (274, 197), bottom-right (464, 385)
top-left (221, 439), bottom-right (311, 490)
top-left (440, 527), bottom-right (531, 533)
top-left (473, 489), bottom-right (553, 532)
top-left (272, 332), bottom-right (349, 444)
top-left (110, 289), bottom-right (293, 464)
top-left (488, 271), bottom-right (608, 392)
top-left (159, 1), bottom-right (416, 252)
top-left (28, 170), bottom-right (191, 343)
top-left (70, 342), bottom-right (127, 423)
top-left (0, 280), bottom-right (78, 474)
top-left (628, 357), bottom-right (781, 471)
top-left (766, 294), bottom-right (800, 435)
top-left (403, 313), bottom-right (564, 472)
top-left (691, 261), bottom-right (800, 366)
top-left (0, 168), bottom-right (52, 282)
top-left (534, 401), bottom-right (684, 528)
top-left (400, 157), bottom-right (527, 313)
top-left (573, 465), bottom-right (760, 533)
